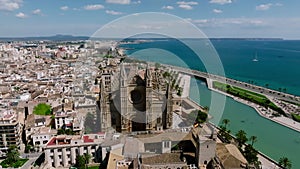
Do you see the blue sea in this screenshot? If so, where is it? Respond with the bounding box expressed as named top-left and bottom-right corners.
top-left (121, 39), bottom-right (300, 96)
top-left (120, 39), bottom-right (300, 169)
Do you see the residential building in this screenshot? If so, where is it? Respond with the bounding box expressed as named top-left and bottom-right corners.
top-left (0, 111), bottom-right (23, 152)
top-left (44, 133), bottom-right (105, 168)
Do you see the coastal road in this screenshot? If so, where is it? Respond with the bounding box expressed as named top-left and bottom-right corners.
top-left (163, 64), bottom-right (300, 104)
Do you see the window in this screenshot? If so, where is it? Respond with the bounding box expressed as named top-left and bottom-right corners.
top-left (163, 141), bottom-right (170, 148)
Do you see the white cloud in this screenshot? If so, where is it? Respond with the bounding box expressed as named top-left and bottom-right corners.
top-left (177, 1), bottom-right (198, 5)
top-left (191, 19), bottom-right (209, 24)
top-left (256, 3), bottom-right (272, 11)
top-left (60, 6), bottom-right (69, 11)
top-left (213, 9), bottom-right (223, 13)
top-left (0, 0), bottom-right (23, 11)
top-left (84, 4), bottom-right (105, 10)
top-left (185, 18), bottom-right (266, 29)
top-left (32, 9), bottom-right (41, 15)
top-left (209, 0), bottom-right (232, 5)
top-left (15, 12), bottom-right (27, 19)
top-left (162, 6), bottom-right (174, 10)
top-left (178, 4), bottom-right (193, 10)
top-left (106, 10), bottom-right (123, 15)
top-left (105, 0), bottom-right (131, 4)
top-left (177, 1), bottom-right (198, 10)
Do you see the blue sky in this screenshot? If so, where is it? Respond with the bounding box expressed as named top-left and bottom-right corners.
top-left (0, 0), bottom-right (299, 39)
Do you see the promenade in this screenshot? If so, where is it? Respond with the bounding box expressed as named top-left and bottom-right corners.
top-left (163, 64), bottom-right (300, 132)
top-left (163, 64), bottom-right (300, 105)
top-left (209, 84), bottom-right (300, 133)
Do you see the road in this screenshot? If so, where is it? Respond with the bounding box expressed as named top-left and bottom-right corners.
top-left (163, 64), bottom-right (300, 104)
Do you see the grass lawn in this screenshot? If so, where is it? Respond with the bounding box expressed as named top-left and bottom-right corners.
top-left (213, 81), bottom-right (267, 102)
top-left (213, 81), bottom-right (285, 116)
top-left (88, 166), bottom-right (100, 169)
top-left (0, 158), bottom-right (29, 168)
top-left (291, 113), bottom-right (300, 122)
top-left (33, 103), bottom-right (52, 115)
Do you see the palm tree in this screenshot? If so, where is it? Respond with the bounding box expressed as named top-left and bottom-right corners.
top-left (235, 130), bottom-right (248, 147)
top-left (279, 157), bottom-right (292, 169)
top-left (249, 136), bottom-right (257, 146)
top-left (222, 119), bottom-right (230, 129)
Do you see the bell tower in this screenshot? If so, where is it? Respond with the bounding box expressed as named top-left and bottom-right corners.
top-left (145, 64), bottom-right (153, 130)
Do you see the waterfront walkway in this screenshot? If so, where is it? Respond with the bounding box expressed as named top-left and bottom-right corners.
top-left (164, 64), bottom-right (300, 105)
top-left (210, 85), bottom-right (300, 133)
top-left (164, 64), bottom-right (300, 133)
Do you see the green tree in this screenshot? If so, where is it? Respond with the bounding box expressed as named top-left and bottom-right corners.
top-left (235, 130), bottom-right (248, 147)
top-left (25, 145), bottom-right (33, 153)
top-left (249, 136), bottom-right (257, 146)
top-left (6, 146), bottom-right (20, 164)
top-left (279, 157), bottom-right (292, 169)
top-left (218, 126), bottom-right (231, 143)
top-left (33, 103), bottom-right (52, 115)
top-left (243, 145), bottom-right (258, 164)
top-left (222, 119), bottom-right (230, 129)
top-left (57, 129), bottom-right (66, 135)
top-left (65, 129), bottom-right (74, 135)
top-left (84, 154), bottom-right (91, 168)
top-left (75, 155), bottom-right (86, 169)
top-left (196, 110), bottom-right (208, 124)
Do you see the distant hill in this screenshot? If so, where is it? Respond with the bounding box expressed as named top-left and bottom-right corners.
top-left (0, 34), bottom-right (90, 42)
top-left (0, 35), bottom-right (284, 42)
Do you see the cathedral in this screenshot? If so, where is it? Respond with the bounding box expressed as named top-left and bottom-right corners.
top-left (98, 62), bottom-right (173, 133)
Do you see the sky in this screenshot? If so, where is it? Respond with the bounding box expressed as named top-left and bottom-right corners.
top-left (0, 0), bottom-right (300, 39)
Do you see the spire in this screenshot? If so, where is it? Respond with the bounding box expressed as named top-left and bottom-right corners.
top-left (120, 63), bottom-right (127, 79)
top-left (120, 63), bottom-right (127, 87)
top-left (145, 64), bottom-right (152, 87)
top-left (145, 64), bottom-right (152, 79)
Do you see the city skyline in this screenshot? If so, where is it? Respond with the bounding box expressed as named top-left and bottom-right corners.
top-left (1, 0), bottom-right (300, 39)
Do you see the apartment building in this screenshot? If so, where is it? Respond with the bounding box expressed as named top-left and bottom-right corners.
top-left (44, 133), bottom-right (105, 168)
top-left (0, 111), bottom-right (23, 151)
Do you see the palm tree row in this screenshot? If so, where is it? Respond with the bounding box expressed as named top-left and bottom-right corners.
top-left (279, 157), bottom-right (292, 169)
top-left (220, 119), bottom-right (292, 169)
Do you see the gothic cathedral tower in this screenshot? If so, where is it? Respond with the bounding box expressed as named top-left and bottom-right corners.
top-left (145, 64), bottom-right (153, 131)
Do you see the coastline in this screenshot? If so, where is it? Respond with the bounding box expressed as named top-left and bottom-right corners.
top-left (208, 84), bottom-right (300, 133)
top-left (208, 122), bottom-right (282, 169)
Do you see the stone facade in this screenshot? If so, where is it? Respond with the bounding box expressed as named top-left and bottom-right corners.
top-left (98, 63), bottom-right (173, 133)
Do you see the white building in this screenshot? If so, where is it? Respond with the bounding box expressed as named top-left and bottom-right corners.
top-left (44, 133), bottom-right (106, 168)
top-left (31, 126), bottom-right (56, 152)
top-left (54, 110), bottom-right (84, 132)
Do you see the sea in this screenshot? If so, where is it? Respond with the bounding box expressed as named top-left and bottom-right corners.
top-left (119, 39), bottom-right (300, 169)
